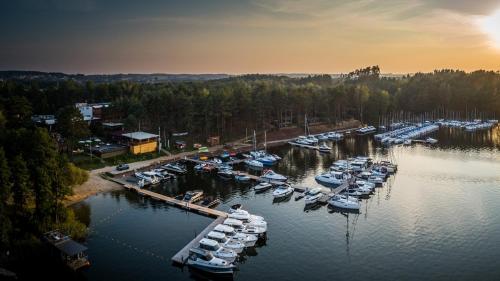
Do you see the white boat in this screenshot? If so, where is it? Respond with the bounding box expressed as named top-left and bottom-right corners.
top-left (304, 188), bottom-right (323, 205)
top-left (234, 173), bottom-right (251, 182)
top-left (318, 143), bottom-right (332, 152)
top-left (163, 162), bottom-right (187, 174)
top-left (315, 171), bottom-right (350, 186)
top-left (228, 210), bottom-right (265, 222)
top-left (253, 182), bottom-right (273, 192)
top-left (198, 238), bottom-right (237, 263)
top-left (244, 159), bottom-right (264, 169)
top-left (212, 225), bottom-right (246, 253)
top-left (403, 139), bottom-right (412, 145)
top-left (272, 184), bottom-right (294, 198)
top-left (206, 230), bottom-right (257, 248)
top-left (224, 218), bottom-right (267, 232)
top-left (328, 194), bottom-right (360, 210)
top-left (367, 175), bottom-right (384, 185)
top-left (186, 248), bottom-right (236, 274)
top-left (260, 170), bottom-right (287, 182)
top-left (217, 169), bottom-right (234, 180)
top-left (228, 204), bottom-right (242, 214)
top-left (426, 137), bottom-right (438, 144)
top-left (134, 172), bottom-right (160, 185)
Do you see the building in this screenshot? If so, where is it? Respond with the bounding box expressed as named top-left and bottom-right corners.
top-left (43, 230), bottom-right (90, 270)
top-left (121, 131), bottom-right (159, 154)
top-left (75, 102), bottom-right (112, 122)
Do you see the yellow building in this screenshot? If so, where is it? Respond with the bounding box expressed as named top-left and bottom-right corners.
top-left (122, 131), bottom-right (159, 155)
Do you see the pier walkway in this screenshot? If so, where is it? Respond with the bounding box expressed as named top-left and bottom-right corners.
top-left (123, 185), bottom-right (228, 218)
top-left (171, 216), bottom-right (226, 264)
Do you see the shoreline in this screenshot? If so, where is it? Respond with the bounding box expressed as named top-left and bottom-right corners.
top-left (65, 121), bottom-right (360, 205)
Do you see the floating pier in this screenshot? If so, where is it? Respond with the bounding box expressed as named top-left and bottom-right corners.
top-left (171, 216), bottom-right (226, 265)
top-left (123, 185), bottom-right (228, 218)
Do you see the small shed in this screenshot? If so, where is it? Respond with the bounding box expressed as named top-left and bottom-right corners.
top-left (122, 131), bottom-right (159, 154)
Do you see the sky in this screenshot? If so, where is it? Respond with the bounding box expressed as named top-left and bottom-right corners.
top-left (1, 0), bottom-right (500, 74)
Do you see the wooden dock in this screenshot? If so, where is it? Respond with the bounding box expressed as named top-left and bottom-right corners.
top-left (171, 216), bottom-right (226, 265)
top-left (124, 185), bottom-right (228, 218)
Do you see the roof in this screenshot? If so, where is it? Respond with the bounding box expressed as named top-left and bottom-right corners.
top-left (55, 239), bottom-right (88, 256)
top-left (122, 131), bottom-right (159, 140)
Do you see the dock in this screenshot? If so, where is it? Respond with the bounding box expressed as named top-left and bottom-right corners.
top-left (123, 185), bottom-right (228, 218)
top-left (171, 216), bottom-right (226, 265)
top-left (288, 141), bottom-right (319, 150)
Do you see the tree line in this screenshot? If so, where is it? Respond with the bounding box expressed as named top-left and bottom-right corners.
top-left (1, 67), bottom-right (499, 144)
top-left (0, 107), bottom-right (88, 252)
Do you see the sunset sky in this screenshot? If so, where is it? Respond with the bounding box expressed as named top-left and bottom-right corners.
top-left (1, 0), bottom-right (500, 74)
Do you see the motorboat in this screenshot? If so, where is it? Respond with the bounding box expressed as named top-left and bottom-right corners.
top-left (356, 126), bottom-right (377, 135)
top-left (211, 225), bottom-right (246, 253)
top-left (328, 194), bottom-right (360, 210)
top-left (256, 156), bottom-right (277, 166)
top-left (234, 173), bottom-right (251, 182)
top-left (228, 210), bottom-right (265, 222)
top-left (426, 137), bottom-right (438, 144)
top-left (272, 184), bottom-right (294, 198)
top-left (315, 171), bottom-right (350, 186)
top-left (304, 188), bottom-right (323, 205)
top-left (183, 190), bottom-right (204, 203)
top-left (367, 175), bottom-right (384, 185)
top-left (294, 187), bottom-right (309, 201)
top-left (228, 204), bottom-right (242, 213)
top-left (186, 248), bottom-right (236, 274)
top-left (403, 139), bottom-right (412, 146)
top-left (244, 159), bottom-right (264, 169)
top-left (260, 170), bottom-right (287, 182)
top-left (134, 172), bottom-right (160, 185)
top-left (318, 143), bottom-right (332, 152)
top-left (206, 230), bottom-right (257, 248)
top-left (217, 169), bottom-right (234, 180)
top-left (198, 238), bottom-right (237, 263)
top-left (224, 218), bottom-right (267, 232)
top-left (163, 162), bottom-right (187, 174)
top-left (253, 182), bottom-right (273, 192)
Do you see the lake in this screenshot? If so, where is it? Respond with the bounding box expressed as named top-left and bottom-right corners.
top-left (73, 127), bottom-right (500, 281)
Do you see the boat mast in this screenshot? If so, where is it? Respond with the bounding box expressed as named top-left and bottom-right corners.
top-left (264, 130), bottom-right (267, 152)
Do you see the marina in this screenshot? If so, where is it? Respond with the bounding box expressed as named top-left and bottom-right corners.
top-left (73, 125), bottom-right (500, 281)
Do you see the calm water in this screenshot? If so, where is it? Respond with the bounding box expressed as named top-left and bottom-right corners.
top-left (74, 127), bottom-right (500, 281)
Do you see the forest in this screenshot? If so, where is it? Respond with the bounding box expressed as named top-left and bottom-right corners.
top-left (1, 67), bottom-right (498, 144)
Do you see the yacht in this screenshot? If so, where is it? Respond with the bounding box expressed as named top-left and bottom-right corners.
top-left (186, 248), bottom-right (236, 274)
top-left (228, 210), bottom-right (265, 223)
top-left (367, 175), bottom-right (384, 185)
top-left (224, 218), bottom-right (267, 233)
top-left (426, 137), bottom-right (438, 144)
top-left (260, 170), bottom-right (287, 182)
top-left (212, 225), bottom-right (246, 253)
top-left (315, 171), bottom-right (350, 186)
top-left (163, 162), bottom-right (187, 174)
top-left (183, 190), bottom-right (204, 203)
top-left (198, 238), bottom-right (238, 263)
top-left (217, 169), bottom-right (233, 180)
top-left (207, 230), bottom-right (257, 248)
top-left (256, 156), bottom-right (277, 166)
top-left (228, 204), bottom-right (242, 213)
top-left (304, 188), bottom-right (323, 205)
top-left (356, 126), bottom-right (377, 135)
top-left (134, 172), bottom-right (160, 185)
top-left (244, 159), bottom-right (264, 169)
top-left (318, 143), bottom-right (332, 152)
top-left (328, 194), bottom-right (360, 210)
top-left (234, 173), bottom-right (251, 182)
top-left (253, 182), bottom-right (273, 192)
top-left (272, 184), bottom-right (294, 198)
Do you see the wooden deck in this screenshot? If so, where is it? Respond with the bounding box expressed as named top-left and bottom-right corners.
top-left (171, 216), bottom-right (226, 264)
top-left (124, 185), bottom-right (228, 218)
top-left (288, 141), bottom-right (319, 150)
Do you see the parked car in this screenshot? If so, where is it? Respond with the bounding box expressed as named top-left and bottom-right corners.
top-left (116, 164), bottom-right (130, 171)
